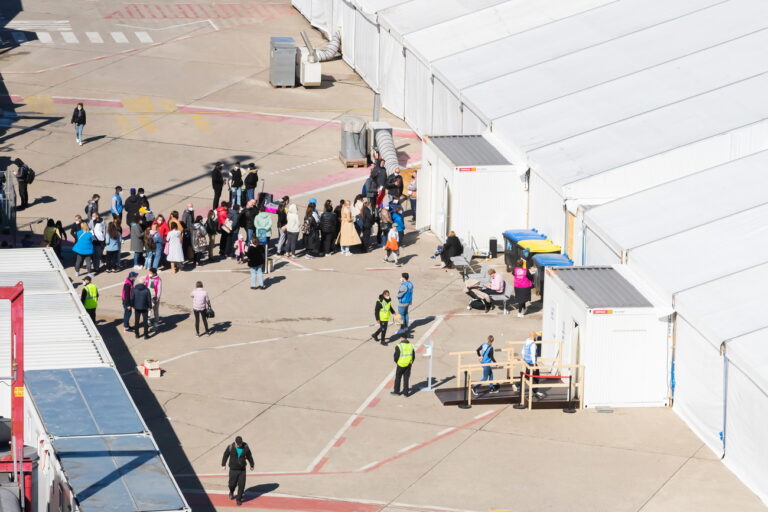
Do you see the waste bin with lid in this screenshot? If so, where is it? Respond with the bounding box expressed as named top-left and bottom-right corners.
top-left (502, 229), bottom-right (546, 271)
top-left (518, 239), bottom-right (561, 268)
top-left (532, 253), bottom-right (573, 296)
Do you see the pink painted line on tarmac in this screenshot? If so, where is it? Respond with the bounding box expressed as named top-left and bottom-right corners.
top-left (312, 457), bottom-right (330, 473)
top-left (333, 437), bottom-right (346, 448)
top-left (52, 97), bottom-right (124, 108)
top-left (351, 416), bottom-right (364, 427)
top-left (188, 491), bottom-right (381, 512)
top-left (360, 410), bottom-right (502, 473)
top-left (367, 397), bottom-right (381, 408)
top-left (385, 379), bottom-right (394, 389)
top-left (272, 167), bottom-right (369, 198)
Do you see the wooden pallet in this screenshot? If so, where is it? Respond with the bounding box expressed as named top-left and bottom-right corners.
top-left (339, 153), bottom-right (368, 168)
top-left (269, 82), bottom-right (296, 88)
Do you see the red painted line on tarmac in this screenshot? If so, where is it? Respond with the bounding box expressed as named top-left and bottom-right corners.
top-left (385, 379), bottom-right (394, 389)
top-left (351, 416), bottom-right (364, 427)
top-left (360, 410), bottom-right (502, 473)
top-left (333, 437), bottom-right (346, 448)
top-left (312, 457), bottom-right (329, 473)
top-left (187, 492), bottom-right (381, 512)
top-left (367, 397), bottom-right (381, 408)
top-left (52, 97), bottom-right (124, 108)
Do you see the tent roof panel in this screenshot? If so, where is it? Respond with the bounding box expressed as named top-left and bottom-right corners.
top-left (726, 327), bottom-right (768, 394)
top-left (379, 0), bottom-right (506, 38)
top-left (583, 151), bottom-right (768, 253)
top-left (431, 0), bottom-right (726, 93)
top-left (523, 72), bottom-right (768, 189)
top-left (354, 0), bottom-right (412, 16)
top-left (403, 0), bottom-right (613, 64)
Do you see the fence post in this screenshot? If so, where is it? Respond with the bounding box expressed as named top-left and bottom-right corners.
top-left (458, 370), bottom-right (471, 409)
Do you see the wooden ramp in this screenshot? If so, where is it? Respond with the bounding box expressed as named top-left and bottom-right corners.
top-left (436, 381), bottom-right (578, 410)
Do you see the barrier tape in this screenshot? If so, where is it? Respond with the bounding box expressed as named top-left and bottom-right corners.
top-left (523, 374), bottom-right (569, 379)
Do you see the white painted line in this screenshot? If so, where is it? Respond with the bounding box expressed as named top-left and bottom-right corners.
top-left (474, 409), bottom-right (496, 420)
top-left (99, 282), bottom-right (124, 291)
top-left (306, 316), bottom-right (445, 472)
top-left (12, 32), bottom-right (27, 43)
top-left (116, 20), bottom-right (212, 31)
top-left (111, 32), bottom-right (129, 43)
top-left (436, 427), bottom-right (456, 437)
top-left (392, 502), bottom-right (483, 512)
top-left (86, 32), bottom-right (103, 43)
top-left (61, 32), bottom-right (79, 43)
top-left (36, 32), bottom-right (53, 43)
top-left (292, 176), bottom-right (368, 199)
top-left (398, 443), bottom-right (419, 453)
top-left (269, 157), bottom-right (336, 176)
top-left (135, 31), bottom-right (153, 43)
top-left (358, 461), bottom-right (379, 472)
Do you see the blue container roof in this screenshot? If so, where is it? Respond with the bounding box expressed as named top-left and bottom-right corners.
top-left (53, 435), bottom-right (186, 512)
top-left (26, 368), bottom-right (145, 437)
top-left (502, 229), bottom-right (547, 242)
top-left (533, 253), bottom-right (574, 266)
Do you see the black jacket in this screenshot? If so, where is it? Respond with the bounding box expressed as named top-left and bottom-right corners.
top-left (386, 173), bottom-right (403, 198)
top-left (139, 194), bottom-right (150, 210)
top-left (244, 170), bottom-right (259, 189)
top-left (230, 168), bottom-right (243, 188)
top-left (131, 283), bottom-right (152, 310)
top-left (441, 236), bottom-right (463, 267)
top-left (122, 282), bottom-right (133, 309)
top-left (372, 164), bottom-right (387, 189)
top-left (319, 212), bottom-right (336, 233)
top-left (277, 207), bottom-right (288, 228)
top-left (244, 207), bottom-right (257, 229)
top-left (246, 245), bottom-right (265, 267)
top-left (182, 209), bottom-right (195, 232)
top-left (71, 108), bottom-right (86, 125)
top-left (212, 167), bottom-right (224, 188)
top-left (222, 442), bottom-right (254, 470)
top-left (124, 194), bottom-right (141, 221)
top-left (360, 206), bottom-right (373, 229)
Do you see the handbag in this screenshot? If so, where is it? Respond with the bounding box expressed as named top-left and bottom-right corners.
top-left (221, 218), bottom-right (233, 233)
top-left (205, 303), bottom-right (215, 319)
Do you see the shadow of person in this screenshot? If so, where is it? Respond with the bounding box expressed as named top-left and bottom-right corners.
top-left (155, 312), bottom-right (190, 333)
top-left (82, 135), bottom-right (107, 145)
top-left (243, 483), bottom-right (279, 503)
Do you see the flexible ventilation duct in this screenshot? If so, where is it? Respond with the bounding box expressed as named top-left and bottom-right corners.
top-left (375, 129), bottom-right (401, 175)
top-left (315, 32), bottom-right (341, 62)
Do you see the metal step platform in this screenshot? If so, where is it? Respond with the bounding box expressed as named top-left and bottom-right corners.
top-left (435, 381), bottom-right (578, 410)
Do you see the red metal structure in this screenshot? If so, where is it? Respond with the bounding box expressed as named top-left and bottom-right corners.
top-left (0, 283), bottom-right (33, 511)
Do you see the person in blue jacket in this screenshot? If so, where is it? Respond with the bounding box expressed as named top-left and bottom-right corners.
top-left (391, 204), bottom-right (405, 246)
top-left (72, 222), bottom-right (94, 276)
top-left (395, 272), bottom-right (413, 336)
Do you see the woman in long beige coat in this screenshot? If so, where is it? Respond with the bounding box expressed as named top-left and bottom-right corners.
top-left (336, 200), bottom-right (361, 255)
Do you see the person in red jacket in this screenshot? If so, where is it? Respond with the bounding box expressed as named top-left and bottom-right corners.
top-left (216, 201), bottom-right (230, 259)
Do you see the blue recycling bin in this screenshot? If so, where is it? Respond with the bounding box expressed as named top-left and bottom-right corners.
top-left (532, 253), bottom-right (573, 296)
top-left (502, 229), bottom-right (546, 271)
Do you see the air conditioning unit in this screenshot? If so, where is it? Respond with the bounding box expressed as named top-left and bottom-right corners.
top-left (297, 47), bottom-right (321, 87)
top-left (339, 116), bottom-right (367, 166)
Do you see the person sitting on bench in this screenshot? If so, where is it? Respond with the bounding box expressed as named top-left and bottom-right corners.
top-left (465, 268), bottom-right (505, 312)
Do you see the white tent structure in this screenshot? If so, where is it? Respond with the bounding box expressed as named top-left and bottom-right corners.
top-left (291, 0), bottom-right (768, 500)
top-left (578, 151), bottom-right (768, 504)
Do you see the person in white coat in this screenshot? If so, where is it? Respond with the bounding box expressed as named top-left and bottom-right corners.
top-left (285, 203), bottom-right (300, 257)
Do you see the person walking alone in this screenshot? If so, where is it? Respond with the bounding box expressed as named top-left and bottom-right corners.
top-left (371, 290), bottom-right (392, 345)
top-left (121, 272), bottom-right (137, 332)
top-left (391, 335), bottom-right (415, 396)
top-left (513, 258), bottom-right (533, 317)
top-left (246, 238), bottom-right (266, 290)
top-left (472, 335), bottom-right (499, 396)
top-left (71, 102), bottom-right (86, 145)
top-left (144, 268), bottom-right (162, 331)
top-left (221, 436), bottom-right (254, 506)
top-left (191, 281), bottom-right (211, 337)
top-left (80, 276), bottom-right (99, 322)
top-left (396, 273), bottom-right (413, 336)
top-left (131, 280), bottom-right (152, 339)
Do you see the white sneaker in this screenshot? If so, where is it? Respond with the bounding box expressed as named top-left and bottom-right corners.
top-left (517, 312), bottom-right (524, 318)
top-left (78, 141), bottom-right (83, 146)
top-left (134, 265), bottom-right (141, 269)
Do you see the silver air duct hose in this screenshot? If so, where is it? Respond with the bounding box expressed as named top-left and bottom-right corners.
top-left (375, 128), bottom-right (401, 175)
top-left (315, 32), bottom-right (341, 62)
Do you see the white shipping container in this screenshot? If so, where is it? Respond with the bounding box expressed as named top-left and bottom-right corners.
top-left (542, 265), bottom-right (672, 408)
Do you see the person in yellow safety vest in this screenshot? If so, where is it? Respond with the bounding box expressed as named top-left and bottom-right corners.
top-left (371, 290), bottom-right (392, 345)
top-left (80, 276), bottom-right (99, 322)
top-left (391, 335), bottom-right (415, 396)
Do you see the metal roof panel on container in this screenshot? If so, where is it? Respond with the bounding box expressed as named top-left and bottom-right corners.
top-left (26, 368), bottom-right (145, 437)
top-left (524, 72), bottom-right (768, 190)
top-left (430, 135), bottom-right (510, 166)
top-left (53, 435), bottom-right (187, 512)
top-left (0, 271), bottom-right (68, 293)
top-left (463, 0), bottom-right (768, 125)
top-left (431, 0), bottom-right (724, 94)
top-left (379, 0), bottom-right (506, 41)
top-left (403, 0), bottom-right (612, 64)
top-left (551, 267), bottom-right (652, 308)
top-left (628, 203), bottom-right (768, 299)
top-left (0, 248), bottom-right (59, 272)
top-left (583, 151), bottom-right (768, 254)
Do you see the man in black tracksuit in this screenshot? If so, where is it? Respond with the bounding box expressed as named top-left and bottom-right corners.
top-left (221, 436), bottom-right (254, 506)
top-left (212, 162), bottom-right (225, 209)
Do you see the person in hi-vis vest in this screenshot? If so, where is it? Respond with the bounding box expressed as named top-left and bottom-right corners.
top-left (371, 290), bottom-right (392, 345)
top-left (80, 276), bottom-right (99, 322)
top-left (391, 336), bottom-right (415, 396)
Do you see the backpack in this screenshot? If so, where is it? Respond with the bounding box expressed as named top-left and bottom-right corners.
top-left (146, 236), bottom-right (156, 251)
top-left (205, 217), bottom-right (217, 235)
top-left (23, 165), bottom-right (35, 184)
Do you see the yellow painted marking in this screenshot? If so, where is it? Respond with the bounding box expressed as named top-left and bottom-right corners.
top-left (138, 115), bottom-right (157, 132)
top-left (115, 114), bottom-right (133, 133)
top-left (158, 99), bottom-right (176, 112)
top-left (123, 96), bottom-right (154, 113)
top-left (191, 114), bottom-right (210, 131)
top-left (24, 95), bottom-right (55, 115)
